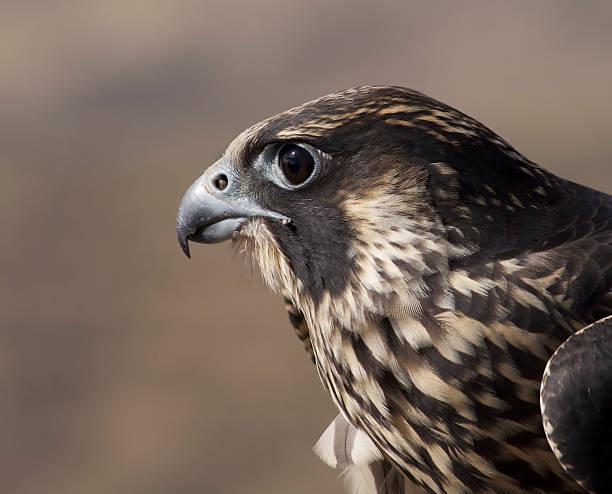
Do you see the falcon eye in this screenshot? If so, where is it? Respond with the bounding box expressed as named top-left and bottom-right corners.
top-left (278, 144), bottom-right (316, 186)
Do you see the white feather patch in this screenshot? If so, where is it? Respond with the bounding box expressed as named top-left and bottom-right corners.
top-left (314, 414), bottom-right (384, 469)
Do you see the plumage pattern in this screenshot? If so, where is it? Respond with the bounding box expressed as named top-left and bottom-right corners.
top-left (177, 87), bottom-right (612, 494)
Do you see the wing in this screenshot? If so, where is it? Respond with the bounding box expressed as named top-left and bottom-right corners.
top-left (541, 315), bottom-right (612, 494)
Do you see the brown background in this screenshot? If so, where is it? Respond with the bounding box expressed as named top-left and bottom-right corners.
top-left (2, 2), bottom-right (612, 493)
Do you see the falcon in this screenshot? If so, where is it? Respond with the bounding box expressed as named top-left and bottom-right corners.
top-left (176, 87), bottom-right (612, 494)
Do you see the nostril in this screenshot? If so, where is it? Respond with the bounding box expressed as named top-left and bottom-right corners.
top-left (213, 173), bottom-right (228, 191)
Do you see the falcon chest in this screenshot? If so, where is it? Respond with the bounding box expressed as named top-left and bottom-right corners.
top-left (302, 259), bottom-right (583, 494)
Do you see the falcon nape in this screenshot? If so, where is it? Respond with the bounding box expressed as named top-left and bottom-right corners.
top-left (177, 87), bottom-right (612, 494)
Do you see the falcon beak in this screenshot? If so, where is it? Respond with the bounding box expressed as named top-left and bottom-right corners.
top-left (176, 160), bottom-right (290, 258)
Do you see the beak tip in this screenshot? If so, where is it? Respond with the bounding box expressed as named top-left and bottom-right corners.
top-left (177, 231), bottom-right (192, 259)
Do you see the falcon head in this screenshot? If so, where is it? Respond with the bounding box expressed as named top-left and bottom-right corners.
top-left (177, 86), bottom-right (612, 494)
top-left (177, 86), bottom-right (568, 325)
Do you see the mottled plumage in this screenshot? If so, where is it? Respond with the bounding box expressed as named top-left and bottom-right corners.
top-left (177, 87), bottom-right (612, 494)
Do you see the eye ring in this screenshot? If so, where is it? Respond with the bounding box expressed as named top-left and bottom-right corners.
top-left (277, 143), bottom-right (317, 187)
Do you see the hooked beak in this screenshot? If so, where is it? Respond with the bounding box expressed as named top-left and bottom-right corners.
top-left (176, 161), bottom-right (290, 258)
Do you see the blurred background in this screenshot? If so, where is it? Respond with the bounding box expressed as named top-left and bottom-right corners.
top-left (2, 1), bottom-right (612, 493)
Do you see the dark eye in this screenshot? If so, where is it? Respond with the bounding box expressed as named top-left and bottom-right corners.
top-left (278, 144), bottom-right (315, 186)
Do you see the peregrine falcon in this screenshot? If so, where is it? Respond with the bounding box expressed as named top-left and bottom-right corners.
top-left (176, 87), bottom-right (612, 494)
